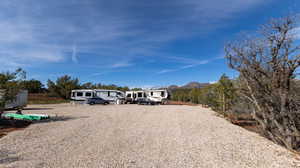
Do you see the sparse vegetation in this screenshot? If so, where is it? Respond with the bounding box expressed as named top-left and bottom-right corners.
top-left (225, 16), bottom-right (300, 151)
top-left (0, 68), bottom-right (26, 114)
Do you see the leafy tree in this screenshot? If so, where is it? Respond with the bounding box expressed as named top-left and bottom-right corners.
top-left (198, 84), bottom-right (219, 108)
top-left (215, 74), bottom-right (235, 114)
top-left (225, 16), bottom-right (300, 151)
top-left (81, 82), bottom-right (94, 89)
top-left (0, 68), bottom-right (26, 113)
top-left (131, 88), bottom-right (143, 91)
top-left (20, 79), bottom-right (44, 93)
top-left (47, 75), bottom-right (80, 99)
top-left (80, 82), bottom-right (130, 92)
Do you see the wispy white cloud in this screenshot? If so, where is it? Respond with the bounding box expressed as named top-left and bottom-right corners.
top-left (292, 27), bottom-right (300, 39)
top-left (72, 43), bottom-right (78, 63)
top-left (90, 72), bottom-right (107, 77)
top-left (110, 62), bottom-right (133, 68)
top-left (157, 56), bottom-right (222, 74)
top-left (157, 69), bottom-right (177, 74)
top-left (0, 0), bottom-right (273, 71)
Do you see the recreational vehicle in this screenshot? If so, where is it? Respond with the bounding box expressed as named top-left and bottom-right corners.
top-left (125, 89), bottom-right (168, 105)
top-left (0, 90), bottom-right (28, 109)
top-left (145, 89), bottom-right (168, 104)
top-left (71, 89), bottom-right (94, 101)
top-left (71, 89), bottom-right (125, 104)
top-left (94, 89), bottom-right (125, 103)
top-left (125, 91), bottom-right (147, 104)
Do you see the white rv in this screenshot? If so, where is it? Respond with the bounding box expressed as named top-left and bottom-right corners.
top-left (71, 89), bottom-right (125, 103)
top-left (94, 89), bottom-right (125, 102)
top-left (125, 89), bottom-right (168, 104)
top-left (0, 90), bottom-right (28, 109)
top-left (125, 90), bottom-right (146, 104)
top-left (145, 89), bottom-right (168, 104)
top-left (71, 89), bottom-right (94, 101)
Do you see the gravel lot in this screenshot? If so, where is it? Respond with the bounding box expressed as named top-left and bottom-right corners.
top-left (1, 104), bottom-right (300, 168)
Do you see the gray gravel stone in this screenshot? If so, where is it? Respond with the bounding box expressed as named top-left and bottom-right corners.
top-left (0, 104), bottom-right (300, 168)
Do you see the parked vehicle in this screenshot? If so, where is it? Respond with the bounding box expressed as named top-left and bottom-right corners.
top-left (0, 90), bottom-right (28, 109)
top-left (71, 89), bottom-right (125, 104)
top-left (125, 89), bottom-right (168, 105)
top-left (85, 97), bottom-right (109, 105)
top-left (144, 89), bottom-right (168, 104)
top-left (125, 91), bottom-right (146, 104)
top-left (94, 89), bottom-right (125, 103)
top-left (71, 89), bottom-right (95, 101)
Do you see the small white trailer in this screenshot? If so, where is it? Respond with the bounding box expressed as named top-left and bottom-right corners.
top-left (125, 89), bottom-right (168, 105)
top-left (145, 89), bottom-right (168, 104)
top-left (0, 90), bottom-right (28, 109)
top-left (71, 89), bottom-right (125, 104)
top-left (125, 91), bottom-right (147, 104)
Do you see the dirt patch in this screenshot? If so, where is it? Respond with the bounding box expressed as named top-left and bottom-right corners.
top-left (0, 127), bottom-right (26, 138)
top-left (0, 119), bottom-right (31, 138)
top-left (165, 101), bottom-right (201, 106)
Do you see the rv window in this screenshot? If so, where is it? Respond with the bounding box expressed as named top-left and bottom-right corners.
top-left (85, 92), bottom-right (92, 97)
top-left (76, 92), bottom-right (83, 97)
top-left (151, 92), bottom-right (153, 96)
top-left (72, 92), bottom-right (75, 97)
top-left (127, 94), bottom-right (132, 97)
top-left (110, 92), bottom-right (117, 97)
top-left (138, 92), bottom-right (143, 97)
top-left (161, 91), bottom-right (165, 97)
top-left (97, 91), bottom-right (108, 97)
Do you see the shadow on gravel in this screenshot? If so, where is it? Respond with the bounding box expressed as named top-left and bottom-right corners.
top-left (4, 107), bottom-right (53, 112)
top-left (0, 150), bottom-right (20, 165)
top-left (36, 115), bottom-right (90, 123)
top-left (0, 116), bottom-right (89, 138)
top-left (23, 107), bottom-right (54, 111)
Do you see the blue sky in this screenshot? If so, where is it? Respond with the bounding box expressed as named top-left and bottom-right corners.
top-left (1, 0), bottom-right (300, 88)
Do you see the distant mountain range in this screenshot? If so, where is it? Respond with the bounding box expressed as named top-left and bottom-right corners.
top-left (168, 82), bottom-right (210, 90)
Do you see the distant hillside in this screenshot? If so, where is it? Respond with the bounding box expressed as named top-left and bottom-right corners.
top-left (181, 82), bottom-right (210, 89)
top-left (168, 82), bottom-right (210, 90)
top-left (168, 85), bottom-right (179, 90)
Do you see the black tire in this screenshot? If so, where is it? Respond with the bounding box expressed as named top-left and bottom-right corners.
top-left (90, 102), bottom-right (95, 105)
top-left (104, 102), bottom-right (109, 105)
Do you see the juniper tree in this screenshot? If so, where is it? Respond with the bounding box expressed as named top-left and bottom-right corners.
top-left (225, 16), bottom-right (300, 150)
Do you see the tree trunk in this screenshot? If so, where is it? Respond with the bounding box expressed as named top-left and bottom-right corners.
top-left (222, 93), bottom-right (226, 114)
top-left (0, 102), bottom-right (4, 117)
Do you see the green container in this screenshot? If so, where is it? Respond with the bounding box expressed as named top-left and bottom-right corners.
top-left (3, 113), bottom-right (49, 121)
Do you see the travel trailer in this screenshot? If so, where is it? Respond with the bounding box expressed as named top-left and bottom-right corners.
top-left (145, 89), bottom-right (168, 104)
top-left (125, 91), bottom-right (147, 104)
top-left (0, 90), bottom-right (28, 109)
top-left (125, 89), bottom-right (168, 105)
top-left (71, 89), bottom-right (125, 103)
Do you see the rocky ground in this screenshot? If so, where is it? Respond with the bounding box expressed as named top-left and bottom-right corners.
top-left (0, 104), bottom-right (299, 168)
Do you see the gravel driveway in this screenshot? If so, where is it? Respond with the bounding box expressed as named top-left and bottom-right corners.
top-left (1, 104), bottom-right (300, 168)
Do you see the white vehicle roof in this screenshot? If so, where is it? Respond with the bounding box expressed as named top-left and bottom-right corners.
top-left (94, 89), bottom-right (123, 92)
top-left (145, 89), bottom-right (167, 92)
top-left (72, 89), bottom-right (94, 92)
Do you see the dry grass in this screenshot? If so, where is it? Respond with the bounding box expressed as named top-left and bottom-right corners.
top-left (28, 93), bottom-right (69, 104)
top-left (165, 101), bottom-right (202, 106)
